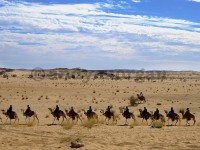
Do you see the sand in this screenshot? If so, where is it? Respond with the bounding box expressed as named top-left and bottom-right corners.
top-left (0, 70), bottom-right (200, 150)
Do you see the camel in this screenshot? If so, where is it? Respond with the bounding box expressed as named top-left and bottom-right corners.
top-left (48, 108), bottom-right (67, 124)
top-left (150, 112), bottom-right (165, 125)
top-left (65, 109), bottom-right (82, 123)
top-left (138, 109), bottom-right (152, 125)
top-left (122, 110), bottom-right (136, 125)
top-left (179, 109), bottom-right (196, 125)
top-left (100, 109), bottom-right (118, 125)
top-left (82, 109), bottom-right (98, 122)
top-left (21, 109), bottom-right (39, 123)
top-left (164, 110), bottom-right (181, 126)
top-left (1, 109), bottom-right (19, 124)
top-left (137, 94), bottom-right (146, 103)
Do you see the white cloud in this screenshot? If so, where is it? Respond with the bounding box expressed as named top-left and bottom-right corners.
top-left (132, 0), bottom-right (141, 3)
top-left (189, 0), bottom-right (200, 2)
top-left (0, 1), bottom-right (200, 69)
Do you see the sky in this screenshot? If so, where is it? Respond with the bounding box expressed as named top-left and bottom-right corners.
top-left (0, 0), bottom-right (200, 70)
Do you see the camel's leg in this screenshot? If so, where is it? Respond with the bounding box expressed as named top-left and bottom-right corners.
top-left (193, 118), bottom-right (196, 125)
top-left (61, 116), bottom-right (65, 123)
top-left (5, 117), bottom-right (8, 124)
top-left (25, 116), bottom-right (28, 123)
top-left (35, 115), bottom-right (39, 123)
top-left (145, 119), bottom-right (149, 125)
top-left (175, 119), bottom-right (178, 126)
top-left (125, 119), bottom-right (127, 125)
top-left (52, 117), bottom-right (56, 124)
top-left (105, 118), bottom-right (107, 124)
top-left (167, 118), bottom-right (169, 126)
top-left (77, 117), bottom-right (82, 123)
top-left (17, 116), bottom-right (19, 124)
top-left (33, 116), bottom-right (35, 122)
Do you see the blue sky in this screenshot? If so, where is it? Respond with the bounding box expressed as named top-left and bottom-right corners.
top-left (0, 0), bottom-right (200, 70)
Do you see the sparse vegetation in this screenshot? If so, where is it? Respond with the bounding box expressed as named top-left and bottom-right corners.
top-left (82, 119), bottom-right (97, 129)
top-left (129, 96), bottom-right (138, 106)
top-left (62, 122), bottom-right (75, 130)
top-left (151, 121), bottom-right (164, 128)
top-left (27, 122), bottom-right (36, 127)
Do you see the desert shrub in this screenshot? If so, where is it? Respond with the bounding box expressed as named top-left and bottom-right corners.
top-left (27, 122), bottom-right (36, 127)
top-left (2, 74), bottom-right (8, 78)
top-left (82, 119), bottom-right (97, 129)
top-left (62, 122), bottom-right (75, 130)
top-left (151, 121), bottom-right (163, 128)
top-left (129, 96), bottom-right (138, 106)
top-left (11, 74), bottom-right (17, 77)
top-left (130, 121), bottom-right (140, 128)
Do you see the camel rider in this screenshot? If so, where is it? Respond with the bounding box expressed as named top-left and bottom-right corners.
top-left (7, 105), bottom-right (13, 114)
top-left (87, 106), bottom-right (93, 117)
top-left (69, 107), bottom-right (76, 119)
top-left (54, 105), bottom-right (60, 120)
top-left (141, 107), bottom-right (147, 117)
top-left (25, 105), bottom-right (31, 115)
top-left (124, 106), bottom-right (130, 118)
top-left (105, 106), bottom-right (111, 117)
top-left (185, 108), bottom-right (190, 118)
top-left (154, 108), bottom-right (160, 120)
top-left (168, 107), bottom-right (175, 120)
top-left (140, 92), bottom-right (144, 98)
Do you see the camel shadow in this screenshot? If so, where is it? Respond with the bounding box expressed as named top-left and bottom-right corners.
top-left (47, 123), bottom-right (60, 126)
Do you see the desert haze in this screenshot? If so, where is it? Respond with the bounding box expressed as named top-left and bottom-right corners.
top-left (0, 68), bottom-right (200, 150)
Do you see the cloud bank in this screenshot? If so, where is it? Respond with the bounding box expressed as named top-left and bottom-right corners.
top-left (0, 0), bottom-right (200, 70)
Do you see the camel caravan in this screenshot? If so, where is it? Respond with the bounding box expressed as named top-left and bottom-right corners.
top-left (0, 93), bottom-right (197, 126)
top-left (0, 105), bottom-right (196, 126)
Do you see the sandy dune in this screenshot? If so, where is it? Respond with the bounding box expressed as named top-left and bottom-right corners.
top-left (0, 70), bottom-right (200, 149)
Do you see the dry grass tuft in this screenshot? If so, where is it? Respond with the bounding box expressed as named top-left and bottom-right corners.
top-left (27, 121), bottom-right (36, 127)
top-left (151, 121), bottom-right (164, 128)
top-left (129, 121), bottom-right (144, 128)
top-left (62, 122), bottom-right (75, 130)
top-left (129, 96), bottom-right (138, 106)
top-left (82, 119), bottom-right (97, 129)
top-left (45, 114), bottom-right (49, 118)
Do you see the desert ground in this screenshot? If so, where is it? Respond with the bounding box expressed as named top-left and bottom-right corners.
top-left (0, 69), bottom-right (200, 150)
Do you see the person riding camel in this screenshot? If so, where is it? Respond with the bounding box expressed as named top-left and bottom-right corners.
top-left (54, 105), bottom-right (60, 120)
top-left (123, 106), bottom-right (130, 118)
top-left (7, 105), bottom-right (13, 115)
top-left (105, 106), bottom-right (111, 118)
top-left (139, 92), bottom-right (144, 98)
top-left (87, 106), bottom-right (93, 117)
top-left (154, 108), bottom-right (160, 120)
top-left (141, 107), bottom-right (147, 117)
top-left (25, 105), bottom-right (31, 115)
top-left (69, 107), bottom-right (76, 120)
top-left (168, 107), bottom-right (175, 120)
top-left (185, 108), bottom-right (190, 118)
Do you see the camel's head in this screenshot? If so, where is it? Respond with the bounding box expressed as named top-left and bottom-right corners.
top-left (150, 111), bottom-right (153, 115)
top-left (164, 110), bottom-right (168, 114)
top-left (1, 109), bottom-right (5, 113)
top-left (138, 109), bottom-right (142, 113)
top-left (100, 109), bottom-right (104, 114)
top-left (48, 108), bottom-right (53, 113)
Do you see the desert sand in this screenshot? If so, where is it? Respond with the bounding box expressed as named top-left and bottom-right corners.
top-left (0, 69), bottom-right (200, 150)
